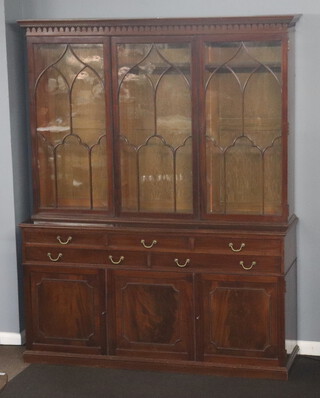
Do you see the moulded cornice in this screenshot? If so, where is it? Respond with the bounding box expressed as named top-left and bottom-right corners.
top-left (18, 15), bottom-right (301, 36)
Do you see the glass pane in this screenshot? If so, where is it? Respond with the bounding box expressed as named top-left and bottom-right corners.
top-left (176, 138), bottom-right (193, 213)
top-left (120, 140), bottom-right (138, 211)
top-left (34, 43), bottom-right (108, 210)
top-left (206, 70), bottom-right (242, 147)
top-left (157, 72), bottom-right (191, 146)
top-left (225, 137), bottom-right (263, 215)
top-left (264, 138), bottom-right (282, 215)
top-left (119, 70), bottom-right (154, 146)
top-left (92, 136), bottom-right (108, 209)
top-left (117, 42), bottom-right (192, 214)
top-left (72, 68), bottom-right (105, 146)
top-left (244, 69), bottom-right (282, 148)
top-left (139, 136), bottom-right (174, 212)
top-left (56, 136), bottom-right (90, 208)
top-left (36, 68), bottom-right (70, 146)
top-left (206, 140), bottom-right (224, 214)
top-left (205, 41), bottom-right (282, 215)
top-left (38, 136), bottom-right (55, 208)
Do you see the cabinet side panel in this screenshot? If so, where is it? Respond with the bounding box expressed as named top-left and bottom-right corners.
top-left (285, 260), bottom-right (297, 354)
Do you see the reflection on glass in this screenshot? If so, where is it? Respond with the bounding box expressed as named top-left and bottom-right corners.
top-left (34, 43), bottom-right (108, 210)
top-left (56, 136), bottom-right (90, 208)
top-left (117, 42), bottom-right (192, 213)
top-left (205, 41), bottom-right (282, 215)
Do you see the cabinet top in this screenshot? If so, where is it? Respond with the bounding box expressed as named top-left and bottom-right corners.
top-left (18, 15), bottom-right (300, 36)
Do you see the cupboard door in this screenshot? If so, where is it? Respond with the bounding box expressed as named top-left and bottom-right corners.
top-left (203, 40), bottom-right (283, 217)
top-left (200, 274), bottom-right (282, 361)
top-left (25, 265), bottom-right (106, 354)
top-left (109, 270), bottom-right (194, 360)
top-left (32, 41), bottom-right (111, 211)
top-left (113, 38), bottom-right (194, 215)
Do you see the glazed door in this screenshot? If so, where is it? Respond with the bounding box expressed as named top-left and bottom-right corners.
top-left (199, 274), bottom-right (282, 361)
top-left (29, 38), bottom-right (112, 215)
top-left (25, 265), bottom-right (106, 354)
top-left (202, 39), bottom-right (285, 219)
top-left (113, 37), bottom-right (197, 217)
top-left (109, 270), bottom-right (194, 360)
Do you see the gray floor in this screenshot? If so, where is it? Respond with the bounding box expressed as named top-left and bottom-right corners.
top-left (0, 345), bottom-right (29, 391)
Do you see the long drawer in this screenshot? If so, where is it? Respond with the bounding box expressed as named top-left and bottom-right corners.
top-left (24, 246), bottom-right (148, 267)
top-left (150, 252), bottom-right (281, 274)
top-left (107, 232), bottom-right (190, 251)
top-left (193, 235), bottom-right (282, 256)
top-left (22, 227), bottom-right (108, 248)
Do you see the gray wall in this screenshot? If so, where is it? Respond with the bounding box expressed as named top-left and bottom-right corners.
top-left (1, 0), bottom-right (320, 350)
top-left (0, 0), bottom-right (29, 343)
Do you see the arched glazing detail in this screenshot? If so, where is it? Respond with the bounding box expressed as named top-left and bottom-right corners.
top-left (117, 42), bottom-right (192, 213)
top-left (34, 43), bottom-right (107, 209)
top-left (205, 41), bottom-right (282, 215)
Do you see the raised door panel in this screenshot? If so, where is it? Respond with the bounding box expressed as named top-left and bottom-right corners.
top-left (200, 274), bottom-right (282, 361)
top-left (26, 266), bottom-right (105, 354)
top-left (109, 270), bottom-right (194, 360)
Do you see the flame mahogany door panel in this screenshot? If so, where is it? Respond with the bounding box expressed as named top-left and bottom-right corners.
top-left (25, 265), bottom-right (106, 354)
top-left (199, 273), bottom-right (284, 362)
top-left (109, 269), bottom-right (194, 360)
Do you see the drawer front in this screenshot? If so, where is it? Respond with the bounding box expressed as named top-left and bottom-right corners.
top-left (23, 228), bottom-right (107, 248)
top-left (105, 251), bottom-right (148, 267)
top-left (107, 233), bottom-right (190, 251)
top-left (194, 236), bottom-right (282, 256)
top-left (151, 253), bottom-right (281, 274)
top-left (24, 246), bottom-right (148, 267)
top-left (24, 246), bottom-right (106, 264)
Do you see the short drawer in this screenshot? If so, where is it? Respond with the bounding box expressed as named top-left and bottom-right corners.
top-left (105, 251), bottom-right (148, 267)
top-left (151, 253), bottom-right (281, 274)
top-left (107, 233), bottom-right (190, 251)
top-left (23, 227), bottom-right (107, 248)
top-left (24, 246), bottom-right (107, 264)
top-left (194, 236), bottom-right (282, 256)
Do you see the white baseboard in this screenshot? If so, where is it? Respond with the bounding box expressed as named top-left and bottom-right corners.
top-left (0, 330), bottom-right (25, 345)
top-left (298, 340), bottom-right (320, 356)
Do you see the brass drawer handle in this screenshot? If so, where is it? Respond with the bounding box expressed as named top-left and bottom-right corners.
top-left (174, 258), bottom-right (190, 268)
top-left (47, 253), bottom-right (62, 262)
top-left (109, 255), bottom-right (124, 265)
top-left (240, 260), bottom-right (256, 271)
top-left (141, 239), bottom-right (157, 249)
top-left (57, 235), bottom-right (72, 245)
top-left (229, 242), bottom-right (245, 252)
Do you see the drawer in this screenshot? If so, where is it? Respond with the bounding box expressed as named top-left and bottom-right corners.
top-left (194, 236), bottom-right (282, 255)
top-left (24, 246), bottom-right (148, 267)
top-left (24, 246), bottom-right (107, 264)
top-left (23, 227), bottom-right (107, 248)
top-left (105, 251), bottom-right (148, 267)
top-left (107, 232), bottom-right (190, 251)
top-left (151, 253), bottom-right (281, 274)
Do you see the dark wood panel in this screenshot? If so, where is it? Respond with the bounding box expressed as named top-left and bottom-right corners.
top-left (199, 274), bottom-right (281, 360)
top-left (26, 266), bottom-right (105, 354)
top-left (109, 270), bottom-right (194, 360)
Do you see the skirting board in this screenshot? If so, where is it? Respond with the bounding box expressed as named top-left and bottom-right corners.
top-left (0, 330), bottom-right (25, 345)
top-left (298, 340), bottom-right (320, 356)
